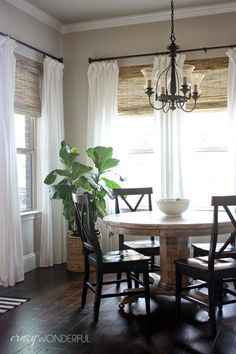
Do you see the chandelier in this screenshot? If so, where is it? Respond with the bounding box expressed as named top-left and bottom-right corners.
top-left (141, 0), bottom-right (204, 113)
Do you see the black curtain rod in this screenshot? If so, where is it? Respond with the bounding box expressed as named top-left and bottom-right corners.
top-left (0, 31), bottom-right (63, 63)
top-left (88, 43), bottom-right (236, 63)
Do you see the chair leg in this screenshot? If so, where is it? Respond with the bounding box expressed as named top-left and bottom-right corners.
top-left (150, 256), bottom-right (155, 271)
top-left (94, 272), bottom-right (103, 322)
top-left (216, 280), bottom-right (223, 314)
top-left (116, 272), bottom-right (122, 288)
top-left (208, 279), bottom-right (217, 337)
top-left (143, 269), bottom-right (150, 316)
top-left (134, 271), bottom-right (140, 288)
top-left (81, 258), bottom-right (90, 308)
top-left (116, 234), bottom-right (124, 288)
top-left (175, 265), bottom-right (182, 320)
top-left (126, 272), bottom-right (132, 289)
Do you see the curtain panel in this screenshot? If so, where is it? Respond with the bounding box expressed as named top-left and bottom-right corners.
top-left (40, 57), bottom-right (67, 267)
top-left (87, 61), bottom-right (119, 148)
top-left (226, 49), bottom-right (236, 194)
top-left (0, 36), bottom-right (24, 286)
top-left (87, 61), bottom-right (119, 250)
top-left (153, 54), bottom-right (186, 199)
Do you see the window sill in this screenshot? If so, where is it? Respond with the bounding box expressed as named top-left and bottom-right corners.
top-left (21, 210), bottom-right (41, 221)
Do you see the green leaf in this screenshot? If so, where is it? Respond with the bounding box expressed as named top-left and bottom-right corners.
top-left (62, 199), bottom-right (75, 221)
top-left (79, 176), bottom-right (93, 191)
top-left (59, 141), bottom-right (80, 165)
top-left (71, 162), bottom-right (92, 180)
top-left (100, 158), bottom-right (119, 173)
top-left (102, 177), bottom-right (121, 190)
top-left (54, 169), bottom-right (69, 177)
top-left (86, 146), bottom-right (114, 170)
top-left (86, 147), bottom-right (96, 164)
top-left (50, 183), bottom-right (72, 200)
top-left (44, 170), bottom-right (58, 185)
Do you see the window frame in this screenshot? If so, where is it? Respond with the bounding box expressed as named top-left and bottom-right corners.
top-left (15, 114), bottom-right (36, 212)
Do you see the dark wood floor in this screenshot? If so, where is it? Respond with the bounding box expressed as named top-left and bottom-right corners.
top-left (0, 265), bottom-right (236, 354)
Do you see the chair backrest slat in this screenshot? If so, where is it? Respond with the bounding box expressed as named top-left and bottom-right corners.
top-left (209, 195), bottom-right (236, 267)
top-left (72, 193), bottom-right (102, 262)
top-left (112, 187), bottom-right (153, 214)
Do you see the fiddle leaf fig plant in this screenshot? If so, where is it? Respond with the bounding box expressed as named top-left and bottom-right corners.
top-left (85, 146), bottom-right (121, 225)
top-left (44, 142), bottom-right (122, 232)
top-left (44, 140), bottom-right (92, 231)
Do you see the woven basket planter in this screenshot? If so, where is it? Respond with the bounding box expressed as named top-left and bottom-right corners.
top-left (67, 231), bottom-right (101, 273)
top-left (67, 233), bottom-right (84, 273)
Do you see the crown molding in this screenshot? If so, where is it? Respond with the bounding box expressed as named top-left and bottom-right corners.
top-left (4, 0), bottom-right (62, 32)
top-left (4, 0), bottom-right (236, 34)
top-left (62, 1), bottom-right (236, 33)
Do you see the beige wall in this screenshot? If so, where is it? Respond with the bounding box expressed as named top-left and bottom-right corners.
top-left (63, 12), bottom-right (236, 159)
top-left (0, 0), bottom-right (62, 58)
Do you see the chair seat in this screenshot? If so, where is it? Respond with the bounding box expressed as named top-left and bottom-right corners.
top-left (123, 239), bottom-right (160, 250)
top-left (178, 256), bottom-right (236, 270)
top-left (89, 249), bottom-right (150, 264)
top-left (123, 240), bottom-right (160, 256)
top-left (192, 242), bottom-right (236, 256)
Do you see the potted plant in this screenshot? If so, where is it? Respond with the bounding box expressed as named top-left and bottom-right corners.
top-left (44, 141), bottom-right (93, 272)
top-left (44, 141), bottom-right (121, 272)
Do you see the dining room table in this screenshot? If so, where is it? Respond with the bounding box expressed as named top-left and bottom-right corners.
top-left (103, 209), bottom-right (233, 295)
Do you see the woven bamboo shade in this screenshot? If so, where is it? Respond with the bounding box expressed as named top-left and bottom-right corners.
top-left (118, 57), bottom-right (228, 115)
top-left (15, 54), bottom-right (42, 117)
top-left (118, 65), bottom-right (153, 116)
top-left (185, 57), bottom-right (228, 111)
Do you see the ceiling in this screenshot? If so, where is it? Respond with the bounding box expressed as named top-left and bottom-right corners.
top-left (18, 0), bottom-right (234, 24)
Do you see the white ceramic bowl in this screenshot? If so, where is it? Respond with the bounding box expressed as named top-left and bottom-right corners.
top-left (157, 198), bottom-right (190, 216)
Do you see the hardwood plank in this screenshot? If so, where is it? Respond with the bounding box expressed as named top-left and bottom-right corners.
top-left (0, 265), bottom-right (235, 353)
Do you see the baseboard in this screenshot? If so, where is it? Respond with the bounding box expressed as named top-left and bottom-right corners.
top-left (23, 252), bottom-right (40, 273)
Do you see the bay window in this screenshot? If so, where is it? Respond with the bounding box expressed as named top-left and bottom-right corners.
top-left (117, 57), bottom-right (232, 208)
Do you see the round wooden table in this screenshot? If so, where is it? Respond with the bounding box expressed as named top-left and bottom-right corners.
top-left (103, 210), bottom-right (233, 292)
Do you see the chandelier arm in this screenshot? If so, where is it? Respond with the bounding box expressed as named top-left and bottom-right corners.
top-left (163, 102), bottom-right (170, 113)
top-left (148, 95), bottom-right (165, 111)
top-left (179, 100), bottom-right (197, 113)
top-left (156, 63), bottom-right (172, 94)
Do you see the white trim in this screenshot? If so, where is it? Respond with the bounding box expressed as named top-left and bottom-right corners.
top-left (21, 210), bottom-right (41, 222)
top-left (62, 2), bottom-right (236, 33)
top-left (4, 0), bottom-right (62, 32)
top-left (4, 0), bottom-right (236, 34)
top-left (23, 252), bottom-right (40, 273)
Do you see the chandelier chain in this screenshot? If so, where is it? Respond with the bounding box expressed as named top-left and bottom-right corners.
top-left (170, 0), bottom-right (176, 43)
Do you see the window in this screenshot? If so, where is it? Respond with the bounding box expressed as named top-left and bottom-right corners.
top-left (183, 110), bottom-right (232, 208)
top-left (117, 57), bottom-right (231, 208)
top-left (14, 54), bottom-right (42, 211)
top-left (15, 114), bottom-right (35, 210)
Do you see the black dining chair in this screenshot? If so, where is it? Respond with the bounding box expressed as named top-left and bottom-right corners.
top-left (72, 193), bottom-right (151, 322)
top-left (112, 187), bottom-right (160, 272)
top-left (192, 208), bottom-right (236, 290)
top-left (175, 195), bottom-right (236, 336)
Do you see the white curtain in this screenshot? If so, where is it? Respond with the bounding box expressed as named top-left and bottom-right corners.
top-left (226, 48), bottom-right (236, 194)
top-left (40, 57), bottom-right (67, 267)
top-left (0, 36), bottom-right (24, 286)
top-left (87, 61), bottom-right (119, 147)
top-left (153, 54), bottom-right (186, 199)
top-left (87, 61), bottom-right (119, 250)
